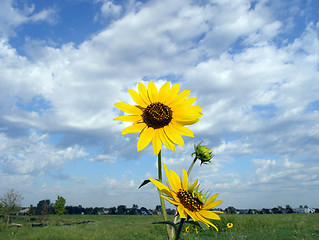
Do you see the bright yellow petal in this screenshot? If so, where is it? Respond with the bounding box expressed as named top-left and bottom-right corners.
top-left (158, 82), bottom-right (170, 103)
top-left (138, 82), bottom-right (151, 105)
top-left (149, 178), bottom-right (171, 196)
top-left (188, 178), bottom-right (198, 191)
top-left (203, 200), bottom-right (223, 210)
top-left (169, 169), bottom-right (182, 190)
top-left (113, 115), bottom-right (142, 122)
top-left (199, 210), bottom-right (221, 220)
top-left (182, 168), bottom-right (188, 190)
top-left (159, 129), bottom-right (175, 151)
top-left (127, 89), bottom-right (148, 108)
top-left (162, 196), bottom-right (179, 206)
top-left (174, 117), bottom-right (200, 126)
top-left (164, 125), bottom-right (184, 147)
top-left (137, 127), bottom-right (154, 152)
top-left (152, 129), bottom-right (162, 155)
top-left (169, 123), bottom-right (194, 137)
top-left (167, 89), bottom-right (190, 107)
top-left (121, 123), bottom-right (146, 135)
top-left (163, 83), bottom-right (180, 105)
top-left (194, 212), bottom-right (215, 228)
top-left (177, 205), bottom-right (187, 218)
top-left (163, 163), bottom-right (179, 192)
top-left (204, 194), bottom-right (219, 206)
top-left (147, 81), bottom-right (159, 103)
top-left (114, 102), bottom-right (143, 115)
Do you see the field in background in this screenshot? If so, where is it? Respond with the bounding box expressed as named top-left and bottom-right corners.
top-left (0, 213), bottom-right (318, 240)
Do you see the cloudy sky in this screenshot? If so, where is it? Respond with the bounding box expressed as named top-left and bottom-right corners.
top-left (1, 0), bottom-right (319, 210)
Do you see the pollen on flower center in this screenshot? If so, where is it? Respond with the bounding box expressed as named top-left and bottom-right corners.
top-left (177, 189), bottom-right (203, 212)
top-left (142, 102), bottom-right (172, 129)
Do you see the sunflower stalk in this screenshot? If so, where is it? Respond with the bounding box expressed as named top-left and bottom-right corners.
top-left (157, 151), bottom-right (173, 240)
top-left (175, 218), bottom-right (185, 240)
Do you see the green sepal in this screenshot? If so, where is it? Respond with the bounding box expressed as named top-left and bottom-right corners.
top-left (138, 179), bottom-right (151, 189)
top-left (152, 221), bottom-right (177, 232)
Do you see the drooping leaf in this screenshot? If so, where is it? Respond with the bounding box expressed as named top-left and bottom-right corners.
top-left (139, 179), bottom-right (151, 189)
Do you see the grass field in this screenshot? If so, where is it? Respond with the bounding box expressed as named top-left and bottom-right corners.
top-left (0, 213), bottom-right (318, 240)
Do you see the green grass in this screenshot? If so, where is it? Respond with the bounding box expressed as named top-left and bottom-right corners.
top-left (1, 214), bottom-right (318, 240)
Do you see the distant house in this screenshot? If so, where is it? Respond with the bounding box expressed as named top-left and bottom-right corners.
top-left (19, 208), bottom-right (30, 215)
top-left (294, 207), bottom-right (315, 213)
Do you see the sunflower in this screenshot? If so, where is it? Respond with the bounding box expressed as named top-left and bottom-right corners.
top-left (113, 81), bottom-right (202, 155)
top-left (149, 163), bottom-right (223, 231)
top-left (227, 223), bottom-right (233, 228)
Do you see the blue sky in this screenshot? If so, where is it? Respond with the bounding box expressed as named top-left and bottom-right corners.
top-left (1, 0), bottom-right (319, 210)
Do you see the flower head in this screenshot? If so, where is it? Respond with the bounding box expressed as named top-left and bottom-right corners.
top-left (114, 81), bottom-right (202, 155)
top-left (192, 142), bottom-right (214, 165)
top-left (149, 163), bottom-right (223, 231)
top-left (227, 223), bottom-right (233, 229)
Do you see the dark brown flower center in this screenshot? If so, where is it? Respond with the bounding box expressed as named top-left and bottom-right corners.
top-left (177, 189), bottom-right (203, 212)
top-left (142, 102), bottom-right (172, 129)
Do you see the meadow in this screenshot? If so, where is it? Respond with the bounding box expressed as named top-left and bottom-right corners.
top-left (0, 213), bottom-right (318, 240)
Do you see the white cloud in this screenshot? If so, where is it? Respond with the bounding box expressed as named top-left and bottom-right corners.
top-left (0, 0), bottom-right (318, 209)
top-left (0, 130), bottom-right (88, 176)
top-left (0, 0), bottom-right (56, 37)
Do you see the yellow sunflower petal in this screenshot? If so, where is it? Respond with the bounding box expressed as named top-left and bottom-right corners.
top-left (122, 123), bottom-right (146, 135)
top-left (137, 127), bottom-right (154, 152)
top-left (127, 89), bottom-right (148, 108)
top-left (169, 169), bottom-right (182, 190)
top-left (166, 89), bottom-right (190, 106)
top-left (194, 212), bottom-right (215, 228)
top-left (152, 129), bottom-right (162, 155)
top-left (163, 83), bottom-right (180, 105)
top-left (174, 117), bottom-right (200, 126)
top-left (158, 82), bottom-right (170, 103)
top-left (169, 123), bottom-right (194, 137)
top-left (162, 196), bottom-right (179, 205)
top-left (204, 194), bottom-right (219, 206)
top-left (182, 168), bottom-right (188, 190)
top-left (177, 205), bottom-right (187, 219)
top-left (164, 125), bottom-right (184, 147)
top-left (148, 81), bottom-right (159, 103)
top-left (149, 178), bottom-right (171, 196)
top-left (203, 200), bottom-right (223, 210)
top-left (159, 129), bottom-right (175, 151)
top-left (114, 102), bottom-right (143, 115)
top-left (138, 82), bottom-right (151, 105)
top-left (188, 178), bottom-right (198, 191)
top-left (113, 115), bottom-right (142, 122)
top-left (163, 163), bottom-right (179, 192)
top-left (200, 210), bottom-right (221, 220)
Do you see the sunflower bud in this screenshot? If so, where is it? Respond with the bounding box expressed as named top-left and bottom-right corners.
top-left (192, 142), bottom-right (214, 165)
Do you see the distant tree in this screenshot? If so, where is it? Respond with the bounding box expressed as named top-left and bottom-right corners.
top-left (0, 189), bottom-right (23, 223)
top-left (315, 208), bottom-right (319, 213)
top-left (117, 205), bottom-right (127, 215)
top-left (36, 199), bottom-right (54, 215)
top-left (28, 204), bottom-right (36, 216)
top-left (54, 196), bottom-right (66, 215)
top-left (108, 207), bottom-right (116, 215)
top-left (271, 207), bottom-right (282, 214)
top-left (225, 206), bottom-right (236, 214)
top-left (262, 208), bottom-right (270, 214)
top-left (128, 204), bottom-right (138, 215)
top-left (285, 205), bottom-right (294, 214)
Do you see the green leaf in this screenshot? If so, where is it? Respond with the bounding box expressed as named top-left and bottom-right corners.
top-left (152, 221), bottom-right (177, 232)
top-left (198, 221), bottom-right (209, 231)
top-left (138, 179), bottom-right (151, 189)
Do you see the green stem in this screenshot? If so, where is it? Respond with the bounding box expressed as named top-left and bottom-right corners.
top-left (157, 151), bottom-right (173, 240)
top-left (175, 218), bottom-right (185, 240)
top-left (187, 156), bottom-right (197, 176)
